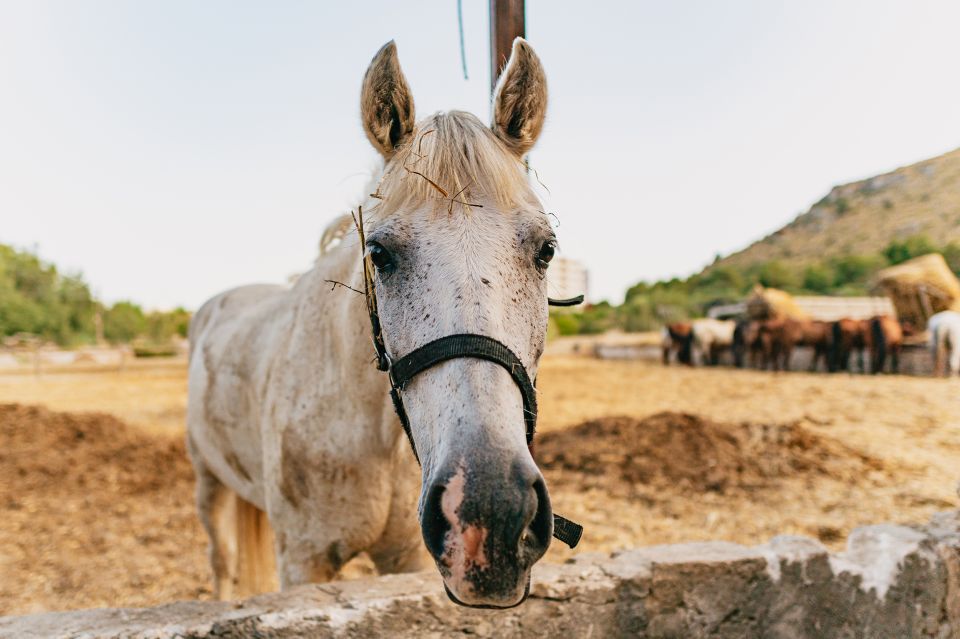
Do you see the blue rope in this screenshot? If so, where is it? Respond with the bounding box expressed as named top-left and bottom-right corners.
top-left (457, 0), bottom-right (469, 80)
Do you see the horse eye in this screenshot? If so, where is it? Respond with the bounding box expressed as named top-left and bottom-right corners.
top-left (536, 241), bottom-right (556, 268)
top-left (368, 243), bottom-right (394, 271)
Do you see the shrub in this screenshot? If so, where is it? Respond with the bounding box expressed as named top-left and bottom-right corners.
top-left (882, 234), bottom-right (937, 265)
top-left (802, 264), bottom-right (834, 293)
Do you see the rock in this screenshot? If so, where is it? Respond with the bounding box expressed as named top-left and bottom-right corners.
top-left (2, 511), bottom-right (959, 638)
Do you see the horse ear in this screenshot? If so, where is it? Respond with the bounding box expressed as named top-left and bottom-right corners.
top-left (491, 38), bottom-right (548, 157)
top-left (361, 41), bottom-right (416, 157)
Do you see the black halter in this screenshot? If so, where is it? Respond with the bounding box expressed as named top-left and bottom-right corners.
top-left (353, 208), bottom-right (583, 549)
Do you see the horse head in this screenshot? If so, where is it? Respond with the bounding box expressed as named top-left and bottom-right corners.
top-left (358, 39), bottom-right (553, 608)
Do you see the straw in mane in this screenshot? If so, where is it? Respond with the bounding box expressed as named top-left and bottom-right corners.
top-left (319, 111), bottom-right (540, 258)
top-left (371, 111), bottom-right (537, 216)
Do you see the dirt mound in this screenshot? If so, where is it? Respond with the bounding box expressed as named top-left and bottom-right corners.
top-left (0, 404), bottom-right (208, 614)
top-left (536, 412), bottom-right (881, 494)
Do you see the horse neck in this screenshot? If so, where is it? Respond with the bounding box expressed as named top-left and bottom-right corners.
top-left (287, 239), bottom-right (400, 454)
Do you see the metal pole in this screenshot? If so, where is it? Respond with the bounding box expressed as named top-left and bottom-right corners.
top-left (489, 0), bottom-right (525, 93)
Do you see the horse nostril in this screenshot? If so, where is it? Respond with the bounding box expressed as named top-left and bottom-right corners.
top-left (526, 474), bottom-right (552, 552)
top-left (421, 482), bottom-right (450, 558)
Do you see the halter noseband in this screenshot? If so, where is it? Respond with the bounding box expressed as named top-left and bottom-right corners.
top-left (353, 207), bottom-right (583, 550)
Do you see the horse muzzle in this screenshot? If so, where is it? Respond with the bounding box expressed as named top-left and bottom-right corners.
top-left (420, 457), bottom-right (552, 608)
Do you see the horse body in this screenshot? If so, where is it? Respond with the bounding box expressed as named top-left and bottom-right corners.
top-left (188, 39), bottom-right (558, 608)
top-left (831, 317), bottom-right (868, 372)
top-left (794, 319), bottom-right (833, 372)
top-left (868, 315), bottom-right (903, 374)
top-left (929, 310), bottom-right (960, 376)
top-left (188, 247), bottom-right (424, 597)
top-left (756, 318), bottom-right (795, 371)
top-left (690, 318), bottom-right (735, 366)
top-left (732, 319), bottom-right (762, 368)
top-left (661, 321), bottom-right (692, 365)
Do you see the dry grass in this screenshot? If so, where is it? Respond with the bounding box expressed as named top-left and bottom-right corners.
top-left (0, 358), bottom-right (187, 435)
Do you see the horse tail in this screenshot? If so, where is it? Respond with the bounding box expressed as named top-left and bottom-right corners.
top-left (830, 321), bottom-right (843, 372)
top-left (214, 489), bottom-right (278, 599)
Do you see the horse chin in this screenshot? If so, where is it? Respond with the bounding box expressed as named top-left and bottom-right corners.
top-left (442, 578), bottom-right (531, 609)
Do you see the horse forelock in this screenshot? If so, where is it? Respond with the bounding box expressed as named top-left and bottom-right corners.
top-left (370, 111), bottom-right (536, 218)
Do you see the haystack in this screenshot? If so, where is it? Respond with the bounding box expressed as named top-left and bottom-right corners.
top-left (875, 253), bottom-right (960, 329)
top-left (745, 285), bottom-right (809, 320)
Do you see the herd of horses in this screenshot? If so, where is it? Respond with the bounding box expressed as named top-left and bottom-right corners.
top-left (662, 310), bottom-right (960, 376)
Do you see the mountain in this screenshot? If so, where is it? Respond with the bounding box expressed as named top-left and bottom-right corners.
top-left (713, 146), bottom-right (960, 271)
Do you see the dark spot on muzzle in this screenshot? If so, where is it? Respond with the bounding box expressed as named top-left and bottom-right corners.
top-left (420, 456), bottom-right (552, 606)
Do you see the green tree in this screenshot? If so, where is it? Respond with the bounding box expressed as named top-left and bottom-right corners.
top-left (942, 242), bottom-right (960, 276)
top-left (0, 244), bottom-right (97, 344)
top-left (802, 264), bottom-right (834, 293)
top-left (103, 301), bottom-right (147, 343)
top-left (830, 254), bottom-right (881, 288)
top-left (551, 313), bottom-right (581, 336)
top-left (145, 307), bottom-right (191, 342)
top-left (882, 234), bottom-right (937, 265)
top-left (754, 260), bottom-right (799, 290)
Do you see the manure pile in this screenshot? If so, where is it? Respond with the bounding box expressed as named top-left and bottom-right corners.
top-left (0, 404), bottom-right (207, 614)
top-left (536, 412), bottom-right (882, 494)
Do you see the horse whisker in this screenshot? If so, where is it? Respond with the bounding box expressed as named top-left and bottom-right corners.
top-left (324, 280), bottom-right (364, 295)
top-left (529, 165), bottom-right (551, 194)
top-left (538, 210), bottom-right (560, 228)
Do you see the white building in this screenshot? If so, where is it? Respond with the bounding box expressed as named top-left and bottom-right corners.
top-left (547, 257), bottom-right (589, 302)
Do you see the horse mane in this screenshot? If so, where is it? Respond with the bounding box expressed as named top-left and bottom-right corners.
top-left (317, 213), bottom-right (355, 259)
top-left (371, 111), bottom-right (534, 215)
top-left (317, 111), bottom-right (535, 261)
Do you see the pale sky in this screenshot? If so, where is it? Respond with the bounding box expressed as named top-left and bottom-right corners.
top-left (3, 1), bottom-right (960, 309)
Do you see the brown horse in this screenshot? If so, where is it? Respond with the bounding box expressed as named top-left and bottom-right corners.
top-left (758, 318), bottom-right (832, 372)
top-left (831, 318), bottom-right (868, 372)
top-left (757, 318), bottom-right (794, 371)
top-left (868, 315), bottom-right (903, 374)
top-left (796, 320), bottom-right (834, 372)
top-left (661, 322), bottom-right (693, 365)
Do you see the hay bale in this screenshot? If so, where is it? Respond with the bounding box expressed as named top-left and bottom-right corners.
top-left (745, 285), bottom-right (809, 320)
top-left (875, 253), bottom-right (960, 328)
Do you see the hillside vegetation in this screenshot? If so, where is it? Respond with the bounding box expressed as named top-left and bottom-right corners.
top-left (0, 244), bottom-right (188, 347)
top-left (555, 146), bottom-right (960, 335)
top-left (717, 146), bottom-right (960, 271)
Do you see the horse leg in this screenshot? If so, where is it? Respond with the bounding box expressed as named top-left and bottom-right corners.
top-left (367, 472), bottom-right (429, 575)
top-left (192, 460), bottom-right (231, 598)
top-left (782, 344), bottom-right (793, 371)
top-left (192, 456), bottom-right (278, 600)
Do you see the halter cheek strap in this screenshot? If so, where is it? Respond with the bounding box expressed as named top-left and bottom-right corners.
top-left (353, 207), bottom-right (583, 550)
top-left (388, 334), bottom-right (538, 450)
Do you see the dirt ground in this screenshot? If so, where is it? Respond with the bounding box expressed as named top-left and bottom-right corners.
top-left (1, 355), bottom-right (958, 615)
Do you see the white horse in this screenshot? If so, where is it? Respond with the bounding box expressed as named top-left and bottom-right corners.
top-left (928, 310), bottom-right (960, 376)
top-left (187, 39), bottom-right (557, 608)
top-left (691, 318), bottom-right (736, 366)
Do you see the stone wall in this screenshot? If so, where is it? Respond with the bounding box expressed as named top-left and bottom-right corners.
top-left (3, 511), bottom-right (958, 639)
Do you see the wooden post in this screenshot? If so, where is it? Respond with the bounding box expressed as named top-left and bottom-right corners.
top-left (490, 0), bottom-right (525, 92)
